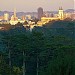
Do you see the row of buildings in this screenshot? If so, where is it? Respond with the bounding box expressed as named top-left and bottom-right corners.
top-left (0, 7), bottom-right (75, 26)
top-left (0, 9), bottom-right (33, 25)
top-left (0, 8), bottom-right (26, 25)
top-left (37, 7), bottom-right (75, 26)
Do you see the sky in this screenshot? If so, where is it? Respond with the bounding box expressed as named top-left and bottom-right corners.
top-left (0, 0), bottom-right (74, 12)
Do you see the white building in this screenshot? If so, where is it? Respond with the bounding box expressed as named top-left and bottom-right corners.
top-left (58, 7), bottom-right (64, 20)
top-left (4, 13), bottom-right (9, 21)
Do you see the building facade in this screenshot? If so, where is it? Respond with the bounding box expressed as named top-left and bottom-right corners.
top-left (58, 7), bottom-right (64, 20)
top-left (4, 13), bottom-right (9, 21)
top-left (38, 7), bottom-right (43, 20)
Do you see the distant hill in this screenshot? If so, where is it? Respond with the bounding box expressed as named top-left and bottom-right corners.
top-left (0, 11), bottom-right (38, 18)
top-left (0, 9), bottom-right (74, 18)
top-left (65, 9), bottom-right (75, 13)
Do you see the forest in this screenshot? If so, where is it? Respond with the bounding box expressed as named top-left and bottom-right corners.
top-left (0, 20), bottom-right (75, 75)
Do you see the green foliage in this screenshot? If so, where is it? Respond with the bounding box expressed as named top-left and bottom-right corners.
top-left (0, 20), bottom-right (75, 75)
top-left (40, 46), bottom-right (75, 75)
top-left (0, 53), bottom-right (10, 75)
top-left (13, 66), bottom-right (22, 75)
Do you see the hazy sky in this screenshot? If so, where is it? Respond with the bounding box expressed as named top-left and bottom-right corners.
top-left (0, 0), bottom-right (74, 12)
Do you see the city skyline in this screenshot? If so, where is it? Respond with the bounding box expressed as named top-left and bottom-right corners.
top-left (0, 0), bottom-right (74, 12)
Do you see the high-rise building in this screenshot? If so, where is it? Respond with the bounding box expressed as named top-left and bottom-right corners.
top-left (4, 13), bottom-right (9, 21)
top-left (38, 7), bottom-right (43, 20)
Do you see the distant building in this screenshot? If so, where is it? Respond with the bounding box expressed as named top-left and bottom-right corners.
top-left (10, 8), bottom-right (18, 25)
top-left (44, 12), bottom-right (50, 17)
top-left (58, 7), bottom-right (64, 20)
top-left (37, 7), bottom-right (43, 20)
top-left (10, 8), bottom-right (25, 25)
top-left (71, 13), bottom-right (75, 20)
top-left (0, 16), bottom-right (4, 21)
top-left (37, 7), bottom-right (65, 26)
top-left (11, 8), bottom-right (18, 21)
top-left (50, 13), bottom-right (54, 17)
top-left (21, 15), bottom-right (26, 21)
top-left (4, 13), bottom-right (9, 21)
top-left (26, 15), bottom-right (31, 20)
top-left (64, 13), bottom-right (72, 19)
top-left (0, 20), bottom-right (10, 24)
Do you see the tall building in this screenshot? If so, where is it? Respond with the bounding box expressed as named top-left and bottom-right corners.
top-left (4, 13), bottom-right (9, 21)
top-left (11, 8), bottom-right (18, 21)
top-left (38, 7), bottom-right (43, 20)
top-left (10, 8), bottom-right (18, 25)
top-left (14, 8), bottom-right (16, 18)
top-left (58, 7), bottom-right (64, 20)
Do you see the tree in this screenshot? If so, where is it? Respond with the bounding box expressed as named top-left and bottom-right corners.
top-left (39, 45), bottom-right (75, 75)
top-left (23, 21), bottom-right (28, 25)
top-left (0, 52), bottom-right (10, 75)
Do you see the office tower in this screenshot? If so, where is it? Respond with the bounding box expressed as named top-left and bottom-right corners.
top-left (4, 13), bottom-right (9, 21)
top-left (38, 7), bottom-right (43, 20)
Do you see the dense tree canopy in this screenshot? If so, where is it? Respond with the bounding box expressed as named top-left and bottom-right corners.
top-left (0, 20), bottom-right (75, 75)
